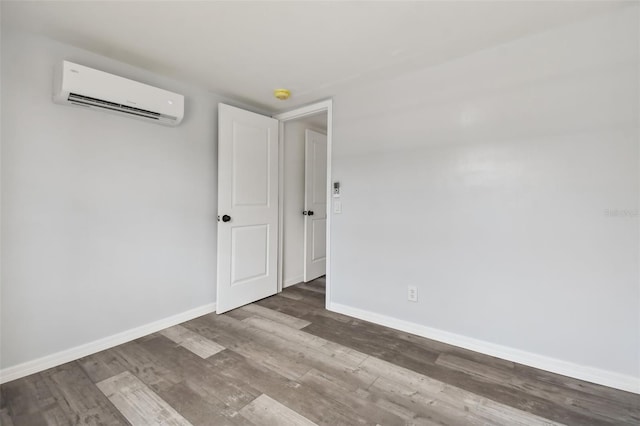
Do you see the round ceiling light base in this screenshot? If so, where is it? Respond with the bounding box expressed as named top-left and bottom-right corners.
top-left (274, 88), bottom-right (291, 100)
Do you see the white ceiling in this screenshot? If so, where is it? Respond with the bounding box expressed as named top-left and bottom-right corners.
top-left (2, 1), bottom-right (632, 112)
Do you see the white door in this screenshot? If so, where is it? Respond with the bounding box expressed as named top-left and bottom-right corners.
top-left (217, 104), bottom-right (279, 314)
top-left (303, 129), bottom-right (327, 282)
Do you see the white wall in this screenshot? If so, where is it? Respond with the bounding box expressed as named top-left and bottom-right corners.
top-left (0, 30), bottom-right (250, 371)
top-left (282, 117), bottom-right (326, 286)
top-left (330, 5), bottom-right (639, 386)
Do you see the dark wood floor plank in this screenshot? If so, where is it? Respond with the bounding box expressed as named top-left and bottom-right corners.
top-left (110, 339), bottom-right (182, 394)
top-left (113, 337), bottom-right (256, 425)
top-left (293, 282), bottom-right (326, 295)
top-left (77, 347), bottom-right (130, 384)
top-left (256, 294), bottom-right (319, 319)
top-left (1, 374), bottom-right (51, 426)
top-left (0, 408), bottom-right (16, 426)
top-left (137, 335), bottom-right (261, 412)
top-left (281, 286), bottom-right (326, 308)
top-left (224, 308), bottom-right (255, 322)
top-left (40, 361), bottom-right (130, 425)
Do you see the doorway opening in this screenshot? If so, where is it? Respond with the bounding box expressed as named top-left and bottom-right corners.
top-left (274, 101), bottom-right (333, 309)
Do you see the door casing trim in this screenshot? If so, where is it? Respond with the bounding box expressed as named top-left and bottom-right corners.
top-left (274, 99), bottom-right (333, 308)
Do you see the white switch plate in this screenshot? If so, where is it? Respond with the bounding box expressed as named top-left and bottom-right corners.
top-left (333, 200), bottom-right (342, 214)
top-left (408, 285), bottom-right (418, 302)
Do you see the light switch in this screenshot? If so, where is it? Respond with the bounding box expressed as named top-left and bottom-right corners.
top-left (333, 200), bottom-right (342, 214)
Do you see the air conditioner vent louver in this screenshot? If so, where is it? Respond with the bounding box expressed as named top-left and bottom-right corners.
top-left (53, 61), bottom-right (184, 126)
top-left (68, 93), bottom-right (162, 120)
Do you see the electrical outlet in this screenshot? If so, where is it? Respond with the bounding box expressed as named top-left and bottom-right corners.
top-left (408, 285), bottom-right (418, 302)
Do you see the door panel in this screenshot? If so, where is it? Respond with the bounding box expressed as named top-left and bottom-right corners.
top-left (312, 219), bottom-right (326, 261)
top-left (217, 104), bottom-right (278, 313)
top-left (304, 129), bottom-right (327, 282)
top-left (232, 123), bottom-right (271, 206)
top-left (231, 225), bottom-right (269, 285)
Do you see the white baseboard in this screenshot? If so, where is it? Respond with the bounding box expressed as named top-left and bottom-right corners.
top-left (284, 275), bottom-right (303, 288)
top-left (328, 302), bottom-right (640, 394)
top-left (0, 303), bottom-right (217, 384)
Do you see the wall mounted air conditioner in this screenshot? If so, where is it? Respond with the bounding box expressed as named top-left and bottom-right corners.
top-left (53, 61), bottom-right (184, 126)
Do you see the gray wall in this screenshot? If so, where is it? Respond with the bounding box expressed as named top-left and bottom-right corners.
top-left (330, 6), bottom-right (639, 379)
top-left (1, 30), bottom-right (224, 369)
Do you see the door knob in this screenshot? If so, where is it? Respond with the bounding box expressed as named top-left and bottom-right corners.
top-left (308, 211), bottom-right (314, 216)
top-left (222, 215), bottom-right (231, 222)
top-left (302, 210), bottom-right (315, 216)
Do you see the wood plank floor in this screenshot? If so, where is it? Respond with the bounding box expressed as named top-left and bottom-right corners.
top-left (1, 277), bottom-right (638, 425)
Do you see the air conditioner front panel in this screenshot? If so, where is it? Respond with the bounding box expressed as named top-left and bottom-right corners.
top-left (54, 61), bottom-right (184, 126)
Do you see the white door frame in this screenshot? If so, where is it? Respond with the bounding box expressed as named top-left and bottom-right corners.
top-left (273, 100), bottom-right (333, 309)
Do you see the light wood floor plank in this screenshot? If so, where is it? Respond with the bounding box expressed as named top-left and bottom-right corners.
top-left (159, 324), bottom-right (225, 359)
top-left (201, 314), bottom-right (379, 391)
top-left (243, 315), bottom-right (369, 367)
top-left (97, 371), bottom-right (192, 426)
top-left (437, 353), bottom-right (639, 424)
top-left (207, 349), bottom-right (370, 425)
top-left (361, 356), bottom-right (564, 426)
top-left (369, 394), bottom-right (446, 426)
top-left (184, 315), bottom-right (312, 380)
top-left (239, 394), bottom-right (318, 426)
top-left (302, 307), bottom-right (614, 425)
top-left (369, 376), bottom-right (496, 425)
top-left (299, 368), bottom-right (408, 425)
top-left (239, 304), bottom-right (311, 329)
top-left (159, 381), bottom-right (255, 426)
top-left (278, 291), bottom-right (305, 301)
